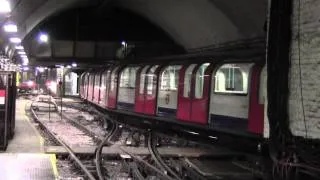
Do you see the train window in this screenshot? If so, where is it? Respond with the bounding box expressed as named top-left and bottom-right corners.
top-left (89, 74), bottom-right (95, 86)
top-left (184, 64), bottom-right (197, 98)
top-left (160, 65), bottom-right (182, 91)
top-left (0, 75), bottom-right (5, 88)
top-left (195, 63), bottom-right (210, 99)
top-left (214, 63), bottom-right (253, 94)
top-left (146, 65), bottom-right (159, 95)
top-left (259, 66), bottom-right (267, 104)
top-left (94, 73), bottom-right (100, 86)
top-left (139, 66), bottom-right (150, 94)
top-left (110, 67), bottom-right (119, 91)
top-left (100, 72), bottom-right (107, 91)
top-left (119, 67), bottom-right (139, 88)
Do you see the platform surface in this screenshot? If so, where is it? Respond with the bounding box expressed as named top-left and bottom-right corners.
top-left (0, 153), bottom-right (57, 180)
top-left (6, 99), bottom-right (43, 153)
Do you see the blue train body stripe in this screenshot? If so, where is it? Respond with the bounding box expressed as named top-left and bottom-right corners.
top-left (117, 102), bottom-right (134, 111)
top-left (210, 114), bottom-right (248, 131)
top-left (157, 107), bottom-right (177, 118)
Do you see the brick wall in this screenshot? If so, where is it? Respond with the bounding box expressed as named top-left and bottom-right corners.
top-left (289, 0), bottom-right (320, 138)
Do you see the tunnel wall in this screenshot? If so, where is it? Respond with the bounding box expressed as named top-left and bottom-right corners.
top-left (289, 0), bottom-right (320, 138)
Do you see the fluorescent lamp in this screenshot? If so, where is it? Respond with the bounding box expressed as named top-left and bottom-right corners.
top-left (0, 0), bottom-right (11, 13)
top-left (72, 63), bottom-right (77, 67)
top-left (3, 24), bottom-right (17, 32)
top-left (20, 55), bottom-right (27, 58)
top-left (18, 51), bottom-right (26, 55)
top-left (9, 37), bottom-right (21, 43)
top-left (15, 45), bottom-right (24, 50)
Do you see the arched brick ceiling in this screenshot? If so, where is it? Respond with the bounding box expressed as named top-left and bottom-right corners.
top-left (11, 0), bottom-right (267, 50)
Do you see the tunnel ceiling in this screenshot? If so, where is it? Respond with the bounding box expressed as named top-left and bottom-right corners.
top-left (1, 0), bottom-right (268, 66)
top-left (35, 7), bottom-right (177, 43)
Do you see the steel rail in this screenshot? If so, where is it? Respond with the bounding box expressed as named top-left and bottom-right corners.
top-left (30, 100), bottom-right (97, 180)
top-left (148, 132), bottom-right (183, 180)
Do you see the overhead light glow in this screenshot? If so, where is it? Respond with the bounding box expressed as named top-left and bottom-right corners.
top-left (20, 55), bottom-right (27, 58)
top-left (9, 37), bottom-right (21, 43)
top-left (18, 51), bottom-right (26, 55)
top-left (0, 0), bottom-right (11, 13)
top-left (38, 33), bottom-right (48, 43)
top-left (121, 41), bottom-right (127, 46)
top-left (22, 57), bottom-right (29, 65)
top-left (37, 67), bottom-right (44, 73)
top-left (15, 45), bottom-right (24, 50)
top-left (3, 24), bottom-right (17, 32)
top-left (66, 65), bottom-right (71, 69)
top-left (72, 63), bottom-right (77, 67)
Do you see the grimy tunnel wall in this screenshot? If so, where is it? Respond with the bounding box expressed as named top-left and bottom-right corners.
top-left (289, 0), bottom-right (320, 139)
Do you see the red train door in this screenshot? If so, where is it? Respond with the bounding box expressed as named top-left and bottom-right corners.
top-left (177, 63), bottom-right (213, 124)
top-left (248, 64), bottom-right (265, 134)
top-left (101, 68), bottom-right (112, 108)
top-left (107, 66), bottom-right (120, 109)
top-left (144, 65), bottom-right (160, 115)
top-left (190, 63), bottom-right (212, 124)
top-left (135, 65), bottom-right (150, 113)
top-left (177, 64), bottom-right (197, 121)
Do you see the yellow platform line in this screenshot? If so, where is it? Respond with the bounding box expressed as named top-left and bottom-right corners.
top-left (49, 154), bottom-right (59, 180)
top-left (22, 101), bottom-right (59, 178)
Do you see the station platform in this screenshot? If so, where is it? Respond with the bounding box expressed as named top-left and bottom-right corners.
top-left (0, 99), bottom-right (58, 180)
top-left (6, 99), bottom-right (43, 153)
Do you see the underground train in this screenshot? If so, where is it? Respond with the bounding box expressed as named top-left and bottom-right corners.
top-left (80, 59), bottom-right (267, 137)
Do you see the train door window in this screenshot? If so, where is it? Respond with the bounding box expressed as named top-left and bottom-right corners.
top-left (90, 74), bottom-right (94, 86)
top-left (119, 67), bottom-right (139, 88)
top-left (139, 66), bottom-right (150, 94)
top-left (94, 73), bottom-right (100, 87)
top-left (110, 67), bottom-right (119, 91)
top-left (195, 63), bottom-right (210, 99)
top-left (147, 65), bottom-right (159, 95)
top-left (259, 66), bottom-right (267, 104)
top-left (160, 65), bottom-right (182, 91)
top-left (214, 63), bottom-right (253, 94)
top-left (101, 72), bottom-right (107, 92)
top-left (0, 75), bottom-right (5, 88)
top-left (184, 64), bottom-right (197, 98)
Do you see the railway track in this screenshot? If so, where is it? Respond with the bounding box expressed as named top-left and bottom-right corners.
top-left (56, 98), bottom-right (267, 180)
top-left (25, 96), bottom-right (267, 179)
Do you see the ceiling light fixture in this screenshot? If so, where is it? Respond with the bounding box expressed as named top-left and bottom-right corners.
top-left (3, 24), bottom-right (17, 33)
top-left (0, 0), bottom-right (11, 13)
top-left (17, 51), bottom-right (26, 55)
top-left (9, 37), bottom-right (21, 43)
top-left (38, 33), bottom-right (49, 43)
top-left (15, 45), bottom-right (24, 50)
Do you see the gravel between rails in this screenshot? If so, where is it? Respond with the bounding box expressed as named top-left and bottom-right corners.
top-left (32, 101), bottom-right (97, 147)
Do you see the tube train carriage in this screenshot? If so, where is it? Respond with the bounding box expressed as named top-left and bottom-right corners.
top-left (80, 60), bottom-right (267, 137)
